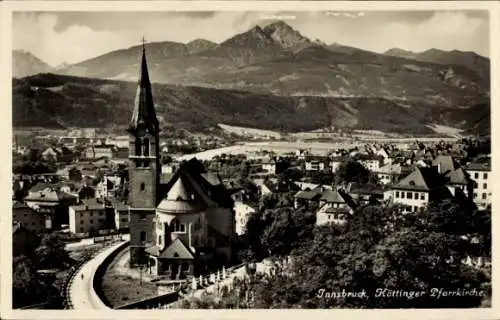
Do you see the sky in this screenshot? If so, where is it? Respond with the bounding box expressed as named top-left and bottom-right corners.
top-left (12, 10), bottom-right (490, 67)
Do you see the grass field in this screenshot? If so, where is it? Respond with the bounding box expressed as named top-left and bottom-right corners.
top-left (100, 247), bottom-right (159, 308)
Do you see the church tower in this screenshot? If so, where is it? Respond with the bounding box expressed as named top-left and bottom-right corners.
top-left (127, 41), bottom-right (161, 266)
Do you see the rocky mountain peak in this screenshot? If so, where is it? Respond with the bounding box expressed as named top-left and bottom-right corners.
top-left (262, 20), bottom-right (311, 49)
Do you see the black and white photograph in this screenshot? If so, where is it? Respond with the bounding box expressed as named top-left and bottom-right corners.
top-left (3, 1), bottom-right (497, 316)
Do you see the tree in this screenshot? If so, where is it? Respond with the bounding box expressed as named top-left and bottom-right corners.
top-left (35, 232), bottom-right (71, 269)
top-left (228, 203), bottom-right (490, 308)
top-left (69, 167), bottom-right (82, 182)
top-left (335, 160), bottom-right (371, 185)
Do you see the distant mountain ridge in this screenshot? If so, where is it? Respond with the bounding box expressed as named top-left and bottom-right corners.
top-left (11, 21), bottom-right (490, 136)
top-left (384, 47), bottom-right (489, 80)
top-left (45, 21), bottom-right (487, 108)
top-left (12, 73), bottom-right (490, 136)
top-left (13, 50), bottom-right (52, 78)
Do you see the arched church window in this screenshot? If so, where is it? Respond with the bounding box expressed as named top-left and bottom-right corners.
top-left (135, 138), bottom-right (142, 156)
top-left (143, 138), bottom-right (150, 156)
top-left (140, 182), bottom-right (145, 191)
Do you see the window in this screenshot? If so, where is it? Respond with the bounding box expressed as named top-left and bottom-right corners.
top-left (483, 183), bottom-right (487, 189)
top-left (80, 227), bottom-right (84, 232)
top-left (482, 193), bottom-right (487, 200)
top-left (414, 192), bottom-right (419, 199)
top-left (395, 191), bottom-right (399, 198)
top-left (474, 193), bottom-right (478, 198)
top-left (121, 218), bottom-right (127, 222)
top-left (143, 138), bottom-right (150, 156)
top-left (99, 211), bottom-right (104, 216)
top-left (80, 220), bottom-right (84, 225)
top-left (171, 220), bottom-right (186, 233)
top-left (407, 192), bottom-right (413, 199)
top-left (414, 206), bottom-right (418, 212)
top-left (484, 173), bottom-right (488, 180)
top-left (90, 219), bottom-right (93, 224)
top-left (135, 138), bottom-right (141, 156)
top-left (420, 193), bottom-right (425, 200)
top-left (401, 192), bottom-right (405, 199)
top-left (90, 212), bottom-right (93, 217)
top-left (139, 212), bottom-right (146, 220)
top-left (140, 231), bottom-right (146, 242)
top-left (158, 235), bottom-right (162, 246)
top-left (474, 173), bottom-right (479, 179)
top-left (140, 183), bottom-right (145, 191)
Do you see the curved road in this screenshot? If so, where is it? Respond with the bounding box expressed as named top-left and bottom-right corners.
top-left (69, 240), bottom-right (127, 309)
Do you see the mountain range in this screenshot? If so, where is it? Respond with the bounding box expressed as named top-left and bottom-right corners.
top-left (12, 20), bottom-right (490, 135)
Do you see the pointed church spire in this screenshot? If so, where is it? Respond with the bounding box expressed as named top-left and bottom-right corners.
top-left (128, 37), bottom-right (160, 134)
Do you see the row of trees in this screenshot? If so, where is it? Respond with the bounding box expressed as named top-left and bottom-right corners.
top-left (217, 195), bottom-right (491, 308)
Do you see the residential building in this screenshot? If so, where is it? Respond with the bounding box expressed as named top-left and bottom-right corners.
top-left (24, 184), bottom-right (78, 229)
top-left (432, 155), bottom-right (457, 176)
top-left (466, 157), bottom-right (491, 209)
top-left (376, 163), bottom-right (402, 185)
top-left (329, 156), bottom-right (346, 173)
top-left (296, 149), bottom-right (309, 160)
top-left (261, 159), bottom-right (277, 175)
top-left (390, 167), bottom-right (449, 213)
top-left (445, 167), bottom-right (473, 200)
top-left (376, 147), bottom-right (392, 165)
top-left (112, 200), bottom-right (130, 232)
top-left (13, 201), bottom-right (45, 233)
top-left (234, 201), bottom-right (256, 235)
top-left (294, 186), bottom-right (324, 209)
top-left (68, 198), bottom-right (114, 234)
top-left (95, 175), bottom-right (121, 199)
top-left (316, 189), bottom-right (355, 226)
top-left (357, 154), bottom-right (383, 172)
top-left (346, 182), bottom-right (384, 205)
top-left (305, 156), bottom-right (327, 171)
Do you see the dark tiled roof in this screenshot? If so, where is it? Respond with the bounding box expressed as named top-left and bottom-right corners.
top-left (158, 158), bottom-right (233, 212)
top-left (394, 167), bottom-right (445, 191)
top-left (71, 198), bottom-right (105, 211)
top-left (160, 238), bottom-right (194, 259)
top-left (447, 168), bottom-right (469, 185)
top-left (320, 189), bottom-right (346, 203)
top-left (466, 158), bottom-right (491, 171)
top-left (294, 186), bottom-right (323, 200)
top-left (432, 155), bottom-right (456, 175)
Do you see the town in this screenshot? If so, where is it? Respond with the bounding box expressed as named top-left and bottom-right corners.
top-left (13, 69), bottom-right (492, 308)
top-left (10, 11), bottom-right (492, 310)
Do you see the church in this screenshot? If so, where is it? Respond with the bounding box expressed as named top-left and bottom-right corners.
top-left (127, 43), bottom-right (235, 279)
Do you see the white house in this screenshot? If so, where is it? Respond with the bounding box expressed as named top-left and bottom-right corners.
top-left (376, 163), bottom-right (402, 185)
top-left (261, 159), bottom-right (277, 175)
top-left (390, 167), bottom-right (448, 213)
top-left (69, 199), bottom-right (109, 234)
top-left (466, 157), bottom-right (491, 209)
top-left (357, 154), bottom-right (383, 172)
top-left (316, 189), bottom-right (355, 226)
top-left (329, 156), bottom-right (346, 173)
top-left (305, 157), bottom-right (327, 171)
top-left (234, 201), bottom-right (256, 235)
